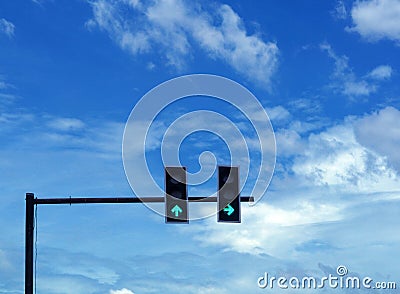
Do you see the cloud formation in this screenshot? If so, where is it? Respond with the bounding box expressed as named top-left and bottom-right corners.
top-left (320, 42), bottom-right (392, 97)
top-left (47, 117), bottom-right (86, 131)
top-left (187, 105), bottom-right (400, 262)
top-left (354, 106), bottom-right (400, 172)
top-left (0, 18), bottom-right (14, 38)
top-left (347, 0), bottom-right (400, 43)
top-left (292, 118), bottom-right (399, 192)
top-left (332, 0), bottom-right (348, 20)
top-left (110, 288), bottom-right (135, 294)
top-left (367, 64), bottom-right (393, 80)
top-left (87, 0), bottom-right (279, 87)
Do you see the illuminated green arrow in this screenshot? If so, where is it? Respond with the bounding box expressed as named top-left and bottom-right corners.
top-left (171, 204), bottom-right (183, 217)
top-left (223, 204), bottom-right (234, 216)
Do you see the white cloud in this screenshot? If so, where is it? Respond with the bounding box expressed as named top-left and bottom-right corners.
top-left (0, 98), bottom-right (123, 159)
top-left (38, 275), bottom-right (101, 293)
top-left (342, 80), bottom-right (376, 96)
top-left (288, 112), bottom-right (396, 191)
top-left (320, 42), bottom-right (391, 97)
top-left (332, 0), bottom-right (348, 19)
top-left (348, 0), bottom-right (400, 43)
top-left (354, 106), bottom-right (400, 171)
top-left (146, 61), bottom-right (155, 70)
top-left (0, 77), bottom-right (17, 115)
top-left (201, 203), bottom-right (389, 276)
top-left (0, 112), bottom-right (34, 129)
top-left (275, 128), bottom-right (305, 157)
top-left (368, 64), bottom-right (393, 80)
top-left (190, 200), bottom-right (344, 257)
top-left (110, 288), bottom-right (135, 294)
top-left (292, 119), bottom-right (399, 192)
top-left (42, 120), bottom-right (124, 159)
top-left (0, 79), bottom-right (11, 90)
top-left (31, 0), bottom-right (46, 4)
top-left (0, 18), bottom-right (14, 38)
top-left (266, 105), bottom-right (325, 157)
top-left (186, 107), bottom-right (400, 262)
top-left (265, 106), bottom-right (290, 123)
top-left (288, 98), bottom-right (322, 115)
top-left (87, 0), bottom-right (279, 87)
top-left (47, 117), bottom-right (85, 131)
top-left (288, 120), bottom-right (326, 134)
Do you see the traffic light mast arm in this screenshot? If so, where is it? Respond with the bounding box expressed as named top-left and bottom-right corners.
top-left (25, 193), bottom-right (254, 294)
top-left (33, 196), bottom-right (254, 205)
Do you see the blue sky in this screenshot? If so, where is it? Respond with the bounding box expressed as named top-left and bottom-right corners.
top-left (1, 0), bottom-right (400, 293)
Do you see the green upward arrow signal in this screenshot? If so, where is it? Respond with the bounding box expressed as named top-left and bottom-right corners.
top-left (223, 204), bottom-right (234, 216)
top-left (171, 204), bottom-right (183, 217)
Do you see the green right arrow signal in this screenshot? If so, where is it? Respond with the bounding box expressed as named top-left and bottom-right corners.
top-left (223, 204), bottom-right (234, 216)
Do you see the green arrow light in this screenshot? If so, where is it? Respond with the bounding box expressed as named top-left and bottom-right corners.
top-left (171, 204), bottom-right (183, 217)
top-left (223, 204), bottom-right (234, 216)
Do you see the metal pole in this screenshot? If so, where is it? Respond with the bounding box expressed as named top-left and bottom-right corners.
top-left (24, 194), bottom-right (254, 292)
top-left (25, 193), bottom-right (34, 294)
top-left (33, 196), bottom-right (254, 205)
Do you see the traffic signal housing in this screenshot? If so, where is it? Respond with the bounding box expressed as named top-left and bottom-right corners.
top-left (218, 166), bottom-right (241, 223)
top-left (165, 166), bottom-right (188, 223)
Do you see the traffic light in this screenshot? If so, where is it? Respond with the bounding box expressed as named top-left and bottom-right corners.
top-left (165, 166), bottom-right (188, 223)
top-left (218, 166), bottom-right (241, 223)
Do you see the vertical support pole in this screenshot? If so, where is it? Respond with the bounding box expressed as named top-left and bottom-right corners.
top-left (25, 193), bottom-right (34, 294)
